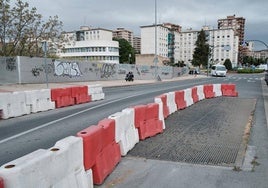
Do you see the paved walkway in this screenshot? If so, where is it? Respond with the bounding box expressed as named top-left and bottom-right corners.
top-left (95, 79), bottom-right (268, 188)
top-left (0, 74), bottom-right (206, 92)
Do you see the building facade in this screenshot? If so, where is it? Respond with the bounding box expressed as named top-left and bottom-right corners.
top-left (140, 24), bottom-right (170, 58)
top-left (133, 36), bottom-right (141, 54)
top-left (205, 27), bottom-right (239, 67)
top-left (140, 24), bottom-right (239, 68)
top-left (112, 28), bottom-right (134, 46)
top-left (58, 26), bottom-right (119, 64)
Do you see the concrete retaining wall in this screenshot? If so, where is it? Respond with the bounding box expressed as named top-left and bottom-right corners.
top-left (0, 56), bottom-right (186, 84)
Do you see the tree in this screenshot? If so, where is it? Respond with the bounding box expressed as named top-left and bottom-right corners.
top-left (192, 29), bottom-right (209, 68)
top-left (224, 59), bottom-right (232, 70)
top-left (113, 38), bottom-right (135, 64)
top-left (0, 0), bottom-right (63, 57)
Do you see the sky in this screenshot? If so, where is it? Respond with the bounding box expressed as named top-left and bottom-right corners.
top-left (19, 0), bottom-right (268, 50)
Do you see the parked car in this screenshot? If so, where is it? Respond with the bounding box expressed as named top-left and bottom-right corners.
top-left (211, 64), bottom-right (227, 77)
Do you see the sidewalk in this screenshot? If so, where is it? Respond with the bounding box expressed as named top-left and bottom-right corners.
top-left (0, 74), bottom-right (206, 92)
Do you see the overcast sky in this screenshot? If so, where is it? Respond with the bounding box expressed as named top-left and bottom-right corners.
top-left (23, 0), bottom-right (268, 50)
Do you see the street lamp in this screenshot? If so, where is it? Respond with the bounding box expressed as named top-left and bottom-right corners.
top-left (154, 0), bottom-right (159, 81)
top-left (42, 41), bottom-right (49, 88)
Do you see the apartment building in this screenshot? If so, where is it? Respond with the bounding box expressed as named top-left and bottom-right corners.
top-left (205, 27), bottom-right (239, 67)
top-left (133, 36), bottom-right (141, 54)
top-left (112, 28), bottom-right (134, 46)
top-left (140, 23), bottom-right (239, 68)
top-left (140, 24), bottom-right (170, 58)
top-left (174, 29), bottom-right (199, 66)
top-left (58, 26), bottom-right (119, 64)
top-left (218, 15), bottom-right (245, 44)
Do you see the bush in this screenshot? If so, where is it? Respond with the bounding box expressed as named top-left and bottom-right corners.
top-left (237, 68), bottom-right (264, 74)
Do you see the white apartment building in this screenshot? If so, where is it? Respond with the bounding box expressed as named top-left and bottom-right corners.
top-left (205, 27), bottom-right (239, 67)
top-left (174, 29), bottom-right (199, 66)
top-left (140, 24), bottom-right (170, 58)
top-left (58, 26), bottom-right (119, 64)
top-left (140, 24), bottom-right (239, 68)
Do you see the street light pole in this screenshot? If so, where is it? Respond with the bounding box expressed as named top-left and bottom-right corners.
top-left (42, 41), bottom-right (49, 88)
top-left (154, 0), bottom-right (159, 81)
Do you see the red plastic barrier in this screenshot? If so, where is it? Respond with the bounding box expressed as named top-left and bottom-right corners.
top-left (77, 125), bottom-right (103, 170)
top-left (71, 86), bottom-right (90, 104)
top-left (98, 118), bottom-right (116, 148)
top-left (221, 84), bottom-right (238, 97)
top-left (133, 105), bottom-right (146, 128)
top-left (138, 103), bottom-right (163, 140)
top-left (145, 103), bottom-right (159, 120)
top-left (0, 177), bottom-right (3, 188)
top-left (92, 141), bottom-right (121, 185)
top-left (157, 94), bottom-right (169, 118)
top-left (204, 84), bottom-right (215, 99)
top-left (191, 87), bottom-right (199, 103)
top-left (51, 87), bottom-right (75, 108)
top-left (175, 90), bottom-right (187, 110)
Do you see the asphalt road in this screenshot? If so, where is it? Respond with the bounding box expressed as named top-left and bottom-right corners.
top-left (0, 73), bottom-right (265, 169)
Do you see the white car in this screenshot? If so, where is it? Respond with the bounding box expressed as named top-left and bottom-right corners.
top-left (211, 65), bottom-right (227, 77)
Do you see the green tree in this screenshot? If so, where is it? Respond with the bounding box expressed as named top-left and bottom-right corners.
top-left (0, 0), bottom-right (63, 57)
top-left (113, 38), bottom-right (135, 64)
top-left (224, 59), bottom-right (232, 70)
top-left (192, 29), bottom-right (209, 68)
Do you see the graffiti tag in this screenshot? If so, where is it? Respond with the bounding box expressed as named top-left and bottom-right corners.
top-left (101, 64), bottom-right (116, 78)
top-left (54, 60), bottom-right (82, 77)
top-left (6, 57), bottom-right (17, 71)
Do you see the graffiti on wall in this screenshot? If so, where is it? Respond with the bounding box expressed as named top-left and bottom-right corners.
top-left (31, 66), bottom-right (43, 77)
top-left (31, 63), bottom-right (54, 77)
top-left (54, 60), bottom-right (82, 77)
top-left (100, 63), bottom-right (116, 78)
top-left (6, 57), bottom-right (17, 72)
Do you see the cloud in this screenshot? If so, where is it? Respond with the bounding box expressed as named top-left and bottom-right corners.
top-left (20, 0), bottom-right (268, 49)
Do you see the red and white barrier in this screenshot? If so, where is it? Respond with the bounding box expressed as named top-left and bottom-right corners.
top-left (184, 88), bottom-right (194, 107)
top-left (213, 84), bottom-right (222, 97)
top-left (221, 83), bottom-right (238, 97)
top-left (154, 98), bottom-right (166, 129)
top-left (174, 90), bottom-right (187, 110)
top-left (166, 92), bottom-right (177, 115)
top-left (191, 87), bottom-right (199, 103)
top-left (204, 84), bottom-right (215, 99)
top-left (88, 84), bottom-right (105, 101)
top-left (196, 85), bottom-right (205, 101)
top-left (155, 94), bottom-right (169, 118)
top-left (108, 108), bottom-right (139, 156)
top-left (25, 89), bottom-right (55, 113)
top-left (0, 136), bottom-right (92, 188)
top-left (0, 92), bottom-right (29, 119)
top-left (0, 83), bottom-right (239, 187)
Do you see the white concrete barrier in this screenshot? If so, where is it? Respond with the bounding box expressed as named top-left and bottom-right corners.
top-left (213, 84), bottom-right (222, 97)
top-left (166, 92), bottom-right (177, 115)
top-left (154, 97), bottom-right (166, 129)
top-left (25, 89), bottom-right (55, 113)
top-left (0, 136), bottom-right (92, 188)
top-left (0, 92), bottom-right (29, 119)
top-left (184, 88), bottom-right (194, 107)
top-left (88, 84), bottom-right (105, 101)
top-left (196, 85), bottom-right (205, 101)
top-left (109, 108), bottom-right (139, 156)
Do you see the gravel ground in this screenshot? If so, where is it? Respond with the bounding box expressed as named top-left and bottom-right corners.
top-left (128, 97), bottom-right (256, 167)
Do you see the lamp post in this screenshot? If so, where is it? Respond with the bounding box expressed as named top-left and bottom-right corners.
top-left (154, 0), bottom-right (159, 81)
top-left (42, 41), bottom-right (49, 88)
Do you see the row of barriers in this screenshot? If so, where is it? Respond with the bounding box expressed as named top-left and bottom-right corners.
top-left (0, 84), bottom-right (105, 119)
top-left (0, 83), bottom-right (238, 188)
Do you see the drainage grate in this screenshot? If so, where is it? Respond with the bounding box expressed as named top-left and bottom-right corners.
top-left (128, 98), bottom-right (256, 167)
